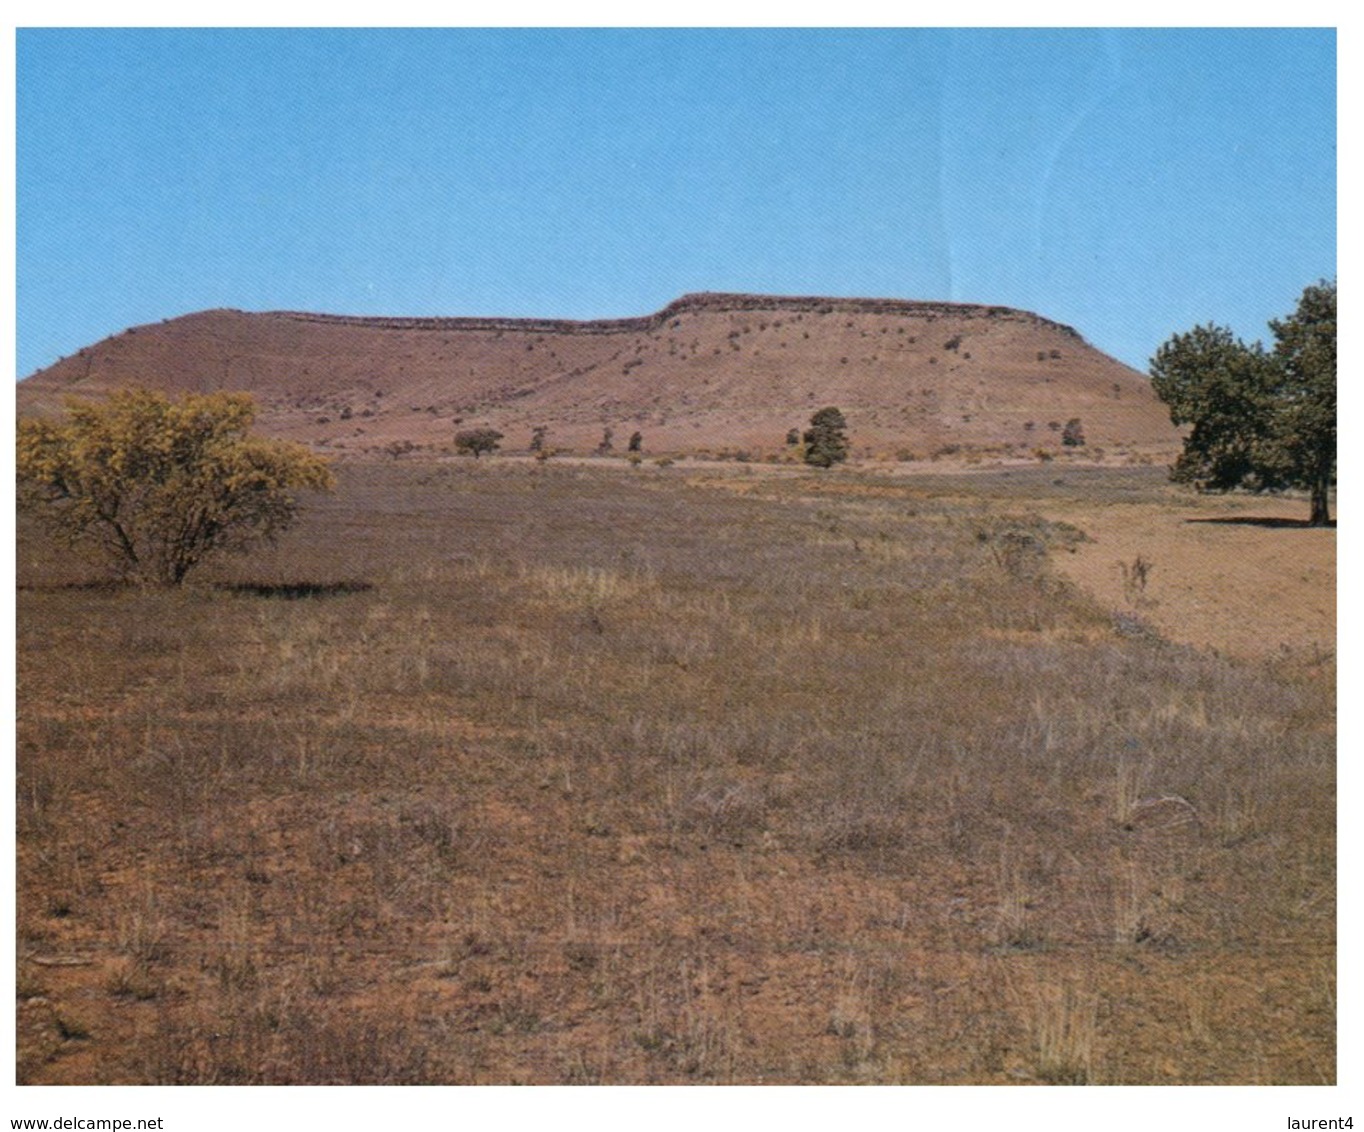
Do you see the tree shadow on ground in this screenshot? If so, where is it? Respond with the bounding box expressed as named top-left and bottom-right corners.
top-left (16, 580), bottom-right (127, 592)
top-left (214, 581), bottom-right (374, 599)
top-left (1185, 517), bottom-right (1335, 530)
top-left (17, 579), bottom-right (376, 598)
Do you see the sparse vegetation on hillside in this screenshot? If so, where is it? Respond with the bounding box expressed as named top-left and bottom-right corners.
top-left (16, 460), bottom-right (1334, 1085)
top-left (16, 389), bottom-right (332, 586)
top-left (16, 294), bottom-right (1178, 463)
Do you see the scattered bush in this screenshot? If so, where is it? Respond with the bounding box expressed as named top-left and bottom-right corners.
top-left (453, 428), bottom-right (504, 459)
top-left (803, 407), bottom-right (850, 468)
top-left (17, 389), bottom-right (333, 586)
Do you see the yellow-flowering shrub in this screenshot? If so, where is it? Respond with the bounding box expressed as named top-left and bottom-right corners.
top-left (18, 389), bottom-right (333, 585)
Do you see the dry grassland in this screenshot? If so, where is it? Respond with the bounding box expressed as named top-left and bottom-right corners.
top-left (16, 459), bottom-right (1334, 1084)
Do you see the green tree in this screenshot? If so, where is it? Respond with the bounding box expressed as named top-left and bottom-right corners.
top-left (803, 406), bottom-right (850, 468)
top-left (1149, 280), bottom-right (1336, 525)
top-left (454, 427), bottom-right (504, 459)
top-left (1267, 280), bottom-right (1336, 525)
top-left (17, 389), bottom-right (333, 585)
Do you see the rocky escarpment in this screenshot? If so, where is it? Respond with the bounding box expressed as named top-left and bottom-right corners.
top-left (265, 291), bottom-right (1086, 341)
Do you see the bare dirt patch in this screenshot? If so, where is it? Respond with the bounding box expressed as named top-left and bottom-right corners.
top-left (1044, 494), bottom-right (1335, 660)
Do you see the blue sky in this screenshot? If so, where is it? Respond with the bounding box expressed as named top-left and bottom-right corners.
top-left (16, 27), bottom-right (1336, 378)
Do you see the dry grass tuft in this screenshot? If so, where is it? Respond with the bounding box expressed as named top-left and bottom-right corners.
top-left (1025, 980), bottom-right (1099, 1084)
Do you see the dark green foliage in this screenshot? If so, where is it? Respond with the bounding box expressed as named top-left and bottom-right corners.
top-left (803, 406), bottom-right (849, 468)
top-left (454, 428), bottom-right (503, 459)
top-left (1062, 418), bottom-right (1086, 447)
top-left (627, 431), bottom-right (643, 453)
top-left (1149, 281), bottom-right (1336, 524)
top-left (1149, 324), bottom-right (1277, 490)
top-left (785, 428), bottom-right (801, 447)
top-left (1268, 281), bottom-right (1336, 525)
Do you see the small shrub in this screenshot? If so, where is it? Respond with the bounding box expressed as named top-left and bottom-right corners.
top-left (453, 428), bottom-right (503, 459)
top-left (17, 389), bottom-right (333, 585)
top-left (1119, 555), bottom-right (1153, 603)
top-left (803, 407), bottom-right (850, 468)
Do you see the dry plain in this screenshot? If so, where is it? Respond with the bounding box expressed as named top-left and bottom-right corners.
top-left (15, 454), bottom-right (1335, 1085)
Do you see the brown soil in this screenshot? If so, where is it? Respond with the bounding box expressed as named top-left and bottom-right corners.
top-left (1047, 497), bottom-right (1335, 661)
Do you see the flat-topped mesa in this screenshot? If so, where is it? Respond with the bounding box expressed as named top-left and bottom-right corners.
top-left (21, 287), bottom-right (1178, 463)
top-left (264, 291), bottom-right (1086, 341)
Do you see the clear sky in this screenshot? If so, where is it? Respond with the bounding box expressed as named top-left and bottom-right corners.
top-left (16, 27), bottom-right (1336, 378)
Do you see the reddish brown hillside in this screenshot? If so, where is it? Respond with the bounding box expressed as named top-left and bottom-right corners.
top-left (17, 292), bottom-right (1178, 460)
